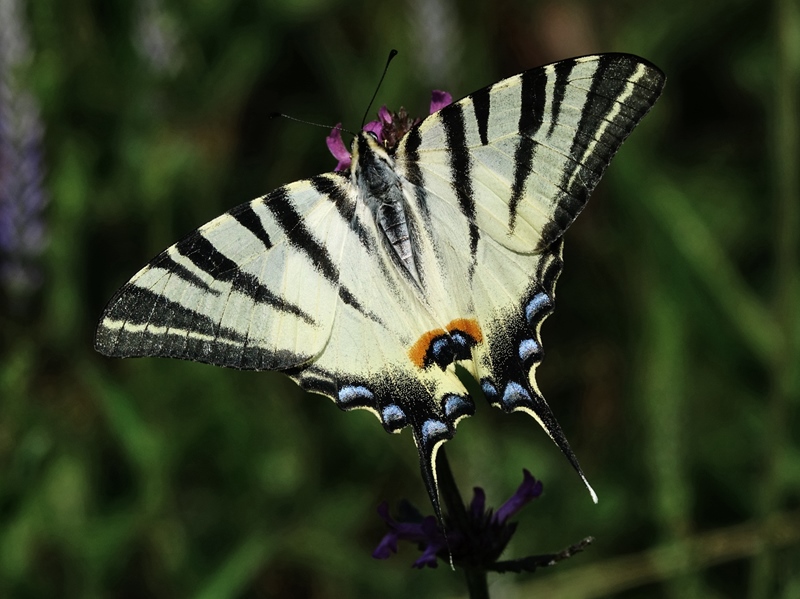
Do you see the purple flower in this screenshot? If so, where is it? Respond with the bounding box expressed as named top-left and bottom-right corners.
top-left (326, 125), bottom-right (352, 171)
top-left (494, 468), bottom-right (543, 524)
top-left (327, 90), bottom-right (453, 171)
top-left (429, 90), bottom-right (452, 113)
top-left (0, 0), bottom-right (48, 296)
top-left (373, 502), bottom-right (448, 569)
top-left (374, 470), bottom-right (545, 570)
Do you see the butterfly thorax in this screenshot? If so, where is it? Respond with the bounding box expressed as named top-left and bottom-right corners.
top-left (352, 132), bottom-right (422, 286)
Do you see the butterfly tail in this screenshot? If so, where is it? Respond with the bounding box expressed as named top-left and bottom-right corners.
top-left (411, 418), bottom-right (454, 529)
top-left (509, 390), bottom-right (598, 503)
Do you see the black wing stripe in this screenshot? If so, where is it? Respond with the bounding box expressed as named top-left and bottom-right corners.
top-left (401, 127), bottom-right (432, 222)
top-left (337, 286), bottom-right (381, 325)
top-left (440, 103), bottom-right (480, 264)
top-left (538, 57), bottom-right (653, 248)
top-left (265, 186), bottom-right (339, 284)
top-left (471, 86), bottom-right (491, 146)
top-left (230, 202), bottom-right (273, 250)
top-left (517, 69), bottom-right (546, 137)
top-left (309, 175), bottom-right (372, 249)
top-left (508, 69), bottom-right (547, 232)
top-left (100, 286), bottom-right (313, 371)
top-left (175, 230), bottom-right (314, 325)
top-left (102, 285), bottom-right (247, 345)
top-left (153, 252), bottom-right (220, 295)
top-left (568, 55), bottom-right (636, 164)
top-left (265, 185), bottom-right (373, 319)
top-left (547, 59), bottom-right (575, 137)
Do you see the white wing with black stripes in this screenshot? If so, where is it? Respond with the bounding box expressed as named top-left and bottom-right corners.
top-left (96, 53), bottom-right (665, 520)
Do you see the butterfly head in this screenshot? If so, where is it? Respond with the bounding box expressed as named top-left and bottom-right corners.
top-left (352, 130), bottom-right (392, 162)
top-left (351, 131), bottom-right (397, 194)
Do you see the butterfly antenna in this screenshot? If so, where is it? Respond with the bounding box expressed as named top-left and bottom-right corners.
top-left (269, 113), bottom-right (356, 137)
top-left (360, 49), bottom-right (398, 129)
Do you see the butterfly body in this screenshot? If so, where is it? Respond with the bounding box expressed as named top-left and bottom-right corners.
top-left (96, 54), bottom-right (665, 518)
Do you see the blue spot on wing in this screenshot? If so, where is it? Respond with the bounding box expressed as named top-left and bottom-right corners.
top-left (421, 419), bottom-right (450, 444)
top-left (525, 291), bottom-right (553, 324)
top-left (450, 332), bottom-right (469, 348)
top-left (481, 379), bottom-right (499, 402)
top-left (518, 338), bottom-right (542, 363)
top-left (431, 338), bottom-right (449, 357)
top-left (338, 385), bottom-right (374, 407)
top-left (502, 381), bottom-right (532, 409)
top-left (442, 394), bottom-right (475, 422)
top-left (381, 404), bottom-right (407, 431)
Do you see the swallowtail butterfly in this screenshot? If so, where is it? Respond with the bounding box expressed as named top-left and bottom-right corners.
top-left (96, 54), bottom-right (665, 520)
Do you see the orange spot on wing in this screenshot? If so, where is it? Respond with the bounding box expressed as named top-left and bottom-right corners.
top-left (446, 318), bottom-right (483, 343)
top-left (408, 318), bottom-right (483, 369)
top-left (408, 328), bottom-right (446, 369)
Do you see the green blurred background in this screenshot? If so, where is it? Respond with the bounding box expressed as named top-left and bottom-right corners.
top-left (1, 0), bottom-right (798, 597)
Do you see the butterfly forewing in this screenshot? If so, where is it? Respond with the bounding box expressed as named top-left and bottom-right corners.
top-left (395, 54), bottom-right (666, 254)
top-left (96, 176), bottom-right (360, 370)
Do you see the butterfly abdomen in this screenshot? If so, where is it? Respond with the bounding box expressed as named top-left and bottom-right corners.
top-left (354, 132), bottom-right (425, 286)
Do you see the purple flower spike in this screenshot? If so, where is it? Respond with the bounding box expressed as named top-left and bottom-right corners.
top-left (326, 124), bottom-right (351, 171)
top-left (430, 90), bottom-right (453, 113)
top-left (0, 0), bottom-right (49, 296)
top-left (494, 469), bottom-right (543, 525)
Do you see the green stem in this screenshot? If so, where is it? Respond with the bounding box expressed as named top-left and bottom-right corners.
top-left (436, 448), bottom-right (490, 599)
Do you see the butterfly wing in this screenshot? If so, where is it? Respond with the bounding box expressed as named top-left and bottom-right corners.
top-left (97, 166), bottom-right (472, 523)
top-left (393, 54), bottom-right (666, 501)
top-left (96, 167), bottom-right (469, 426)
top-left (397, 54), bottom-right (665, 253)
top-left (97, 174), bottom-right (361, 370)
top-left (97, 53), bottom-right (665, 521)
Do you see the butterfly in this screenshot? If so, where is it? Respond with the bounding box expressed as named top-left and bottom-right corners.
top-left (95, 53), bottom-right (665, 521)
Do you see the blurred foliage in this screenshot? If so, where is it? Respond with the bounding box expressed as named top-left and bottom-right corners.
top-left (1, 0), bottom-right (799, 597)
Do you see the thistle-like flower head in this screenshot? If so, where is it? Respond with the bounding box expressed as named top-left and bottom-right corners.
top-left (374, 470), bottom-right (545, 569)
top-left (326, 90), bottom-right (453, 171)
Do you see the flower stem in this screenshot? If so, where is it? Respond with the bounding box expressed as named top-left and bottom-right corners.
top-left (436, 448), bottom-right (490, 599)
top-left (463, 566), bottom-right (490, 599)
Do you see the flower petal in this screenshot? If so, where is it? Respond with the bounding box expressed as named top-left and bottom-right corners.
top-left (430, 90), bottom-right (453, 113)
top-left (412, 543), bottom-right (442, 569)
top-left (373, 532), bottom-right (399, 559)
top-left (326, 124), bottom-right (351, 171)
top-left (378, 105), bottom-right (393, 124)
top-left (470, 486), bottom-right (486, 519)
top-left (376, 502), bottom-right (430, 542)
top-left (493, 469), bottom-right (543, 525)
top-left (362, 120), bottom-right (384, 144)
